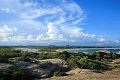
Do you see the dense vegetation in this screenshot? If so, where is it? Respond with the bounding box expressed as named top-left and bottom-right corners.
top-left (0, 47), bottom-right (118, 69)
top-left (0, 68), bottom-right (33, 80)
top-left (0, 47), bottom-right (21, 63)
top-left (0, 46), bottom-right (120, 79)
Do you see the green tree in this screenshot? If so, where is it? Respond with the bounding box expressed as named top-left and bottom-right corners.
top-left (61, 51), bottom-right (70, 60)
top-left (96, 52), bottom-right (101, 61)
top-left (79, 56), bottom-right (89, 68)
top-left (112, 53), bottom-right (117, 59)
top-left (67, 57), bottom-right (79, 68)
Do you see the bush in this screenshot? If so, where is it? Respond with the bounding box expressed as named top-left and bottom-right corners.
top-left (114, 62), bottom-right (120, 64)
top-left (67, 57), bottom-right (79, 68)
top-left (18, 57), bottom-right (30, 62)
top-left (0, 57), bottom-right (9, 63)
top-left (53, 71), bottom-right (67, 77)
top-left (115, 65), bottom-right (120, 68)
top-left (0, 68), bottom-right (33, 80)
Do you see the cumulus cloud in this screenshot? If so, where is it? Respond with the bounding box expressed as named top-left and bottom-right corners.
top-left (47, 22), bottom-right (62, 39)
top-left (98, 35), bottom-right (106, 42)
top-left (0, 25), bottom-right (17, 37)
top-left (115, 38), bottom-right (120, 43)
top-left (0, 0), bottom-right (108, 45)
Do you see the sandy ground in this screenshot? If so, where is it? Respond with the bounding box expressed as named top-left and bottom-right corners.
top-left (41, 68), bottom-right (120, 80)
top-left (41, 58), bottom-right (120, 80)
top-left (40, 57), bottom-right (120, 80)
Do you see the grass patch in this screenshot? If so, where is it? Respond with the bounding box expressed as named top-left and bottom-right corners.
top-left (53, 71), bottom-right (67, 77)
top-left (115, 65), bottom-right (120, 68)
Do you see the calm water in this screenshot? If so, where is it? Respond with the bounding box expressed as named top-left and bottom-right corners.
top-left (62, 48), bottom-right (120, 53)
top-left (22, 48), bottom-right (39, 53)
top-left (22, 48), bottom-right (120, 53)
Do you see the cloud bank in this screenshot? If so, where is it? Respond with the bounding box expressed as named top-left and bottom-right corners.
top-left (0, 0), bottom-right (109, 45)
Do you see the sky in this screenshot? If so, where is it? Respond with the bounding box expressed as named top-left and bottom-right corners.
top-left (0, 0), bottom-right (120, 46)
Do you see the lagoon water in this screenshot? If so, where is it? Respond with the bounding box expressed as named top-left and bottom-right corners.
top-left (22, 48), bottom-right (39, 53)
top-left (21, 48), bottom-right (120, 53)
top-left (62, 48), bottom-right (120, 53)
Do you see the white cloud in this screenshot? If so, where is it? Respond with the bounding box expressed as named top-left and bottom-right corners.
top-left (1, 8), bottom-right (10, 13)
top-left (1, 37), bottom-right (9, 42)
top-left (36, 34), bottom-right (44, 41)
top-left (0, 0), bottom-right (109, 45)
top-left (0, 25), bottom-right (17, 38)
top-left (9, 36), bottom-right (25, 42)
top-left (98, 35), bottom-right (106, 42)
top-left (46, 22), bottom-right (62, 40)
top-left (26, 35), bottom-right (34, 41)
top-left (115, 38), bottom-right (120, 43)
top-left (20, 6), bottom-right (63, 20)
top-left (2, 8), bottom-right (15, 13)
top-left (115, 40), bottom-right (119, 43)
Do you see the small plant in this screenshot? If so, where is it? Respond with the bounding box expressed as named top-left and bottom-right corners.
top-left (114, 62), bottom-right (120, 64)
top-left (53, 71), bottom-right (67, 77)
top-left (115, 65), bottom-right (120, 68)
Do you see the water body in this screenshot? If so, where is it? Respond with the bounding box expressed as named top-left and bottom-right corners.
top-left (62, 48), bottom-right (120, 53)
top-left (22, 48), bottom-right (39, 53)
top-left (20, 48), bottom-right (120, 53)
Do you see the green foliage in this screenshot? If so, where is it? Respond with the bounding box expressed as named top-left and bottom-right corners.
top-left (0, 68), bottom-right (33, 80)
top-left (95, 52), bottom-right (101, 61)
top-left (38, 47), bottom-right (56, 52)
top-left (0, 47), bottom-right (116, 73)
top-left (0, 57), bottom-right (9, 63)
top-left (17, 51), bottom-right (31, 62)
top-left (79, 56), bottom-right (88, 63)
top-left (18, 57), bottom-right (30, 62)
top-left (112, 53), bottom-right (117, 59)
top-left (67, 57), bottom-right (79, 68)
top-left (36, 52), bottom-right (62, 60)
top-left (114, 62), bottom-right (120, 64)
top-left (66, 52), bottom-right (109, 71)
top-left (79, 56), bottom-right (89, 68)
top-left (36, 53), bottom-right (47, 60)
top-left (58, 51), bottom-right (70, 60)
top-left (18, 51), bottom-right (40, 61)
top-left (0, 48), bottom-right (21, 58)
top-left (53, 71), bottom-right (67, 77)
top-left (88, 62), bottom-right (97, 69)
top-left (115, 65), bottom-right (120, 68)
top-left (0, 47), bottom-right (21, 63)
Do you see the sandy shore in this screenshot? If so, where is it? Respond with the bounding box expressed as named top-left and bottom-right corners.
top-left (13, 48), bottom-right (25, 50)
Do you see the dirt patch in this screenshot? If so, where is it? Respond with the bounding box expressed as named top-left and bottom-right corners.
top-left (41, 68), bottom-right (120, 80)
top-left (66, 68), bottom-right (97, 74)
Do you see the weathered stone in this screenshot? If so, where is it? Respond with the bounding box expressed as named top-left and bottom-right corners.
top-left (0, 63), bottom-right (14, 71)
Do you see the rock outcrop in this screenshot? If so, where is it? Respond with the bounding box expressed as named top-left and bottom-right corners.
top-left (0, 59), bottom-right (68, 79)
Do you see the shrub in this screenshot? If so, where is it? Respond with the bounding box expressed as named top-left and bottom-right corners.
top-left (67, 57), bottom-right (79, 68)
top-left (0, 57), bottom-right (9, 63)
top-left (114, 62), bottom-right (120, 64)
top-left (115, 65), bottom-right (120, 68)
top-left (53, 71), bottom-right (67, 77)
top-left (0, 68), bottom-right (33, 80)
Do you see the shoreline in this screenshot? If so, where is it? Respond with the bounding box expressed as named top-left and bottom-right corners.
top-left (60, 48), bottom-right (120, 53)
top-left (14, 47), bottom-right (120, 53)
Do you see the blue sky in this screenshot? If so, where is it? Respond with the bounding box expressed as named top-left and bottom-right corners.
top-left (0, 0), bottom-right (120, 46)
